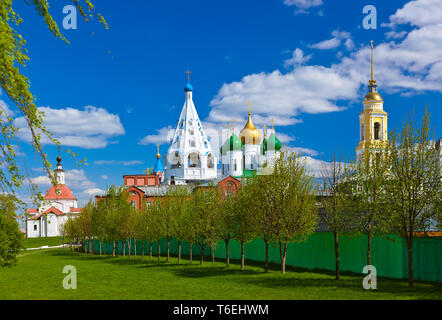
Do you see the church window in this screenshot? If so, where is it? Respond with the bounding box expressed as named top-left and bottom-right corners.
top-left (361, 124), bottom-right (365, 140)
top-left (234, 159), bottom-right (237, 171)
top-left (374, 122), bottom-right (380, 140)
top-left (131, 200), bottom-right (136, 208)
top-left (207, 154), bottom-right (215, 168)
top-left (190, 140), bottom-right (196, 148)
top-left (188, 152), bottom-right (201, 168)
top-left (34, 225), bottom-right (37, 231)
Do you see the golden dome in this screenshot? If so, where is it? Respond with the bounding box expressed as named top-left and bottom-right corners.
top-left (364, 92), bottom-right (383, 101)
top-left (239, 103), bottom-right (261, 145)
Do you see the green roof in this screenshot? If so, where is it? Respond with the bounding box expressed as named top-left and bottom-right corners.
top-left (221, 133), bottom-right (243, 155)
top-left (267, 132), bottom-right (281, 151)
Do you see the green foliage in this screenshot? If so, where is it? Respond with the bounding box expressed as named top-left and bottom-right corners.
top-left (0, 1), bottom-right (106, 203)
top-left (0, 195), bottom-right (23, 267)
top-left (383, 108), bottom-right (441, 287)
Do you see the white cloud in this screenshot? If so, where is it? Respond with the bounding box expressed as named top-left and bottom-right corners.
top-left (208, 67), bottom-right (359, 126)
top-left (310, 30), bottom-right (354, 50)
top-left (300, 156), bottom-right (348, 177)
top-left (83, 188), bottom-right (105, 196)
top-left (29, 175), bottom-right (51, 186)
top-left (0, 100), bottom-right (14, 119)
top-left (100, 175), bottom-right (108, 180)
top-left (284, 48), bottom-right (312, 68)
top-left (139, 125), bottom-right (174, 146)
top-left (284, 0), bottom-right (323, 14)
top-left (94, 160), bottom-right (143, 166)
top-left (383, 0), bottom-right (442, 28)
top-left (14, 106), bottom-right (125, 149)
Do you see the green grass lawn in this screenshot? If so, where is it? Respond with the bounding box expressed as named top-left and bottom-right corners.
top-left (22, 236), bottom-right (65, 249)
top-left (1, 248), bottom-right (441, 300)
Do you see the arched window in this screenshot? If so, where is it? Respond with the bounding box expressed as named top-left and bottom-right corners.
top-left (207, 154), bottom-right (215, 168)
top-left (188, 152), bottom-right (201, 168)
top-left (374, 122), bottom-right (381, 140)
top-left (361, 124), bottom-right (365, 140)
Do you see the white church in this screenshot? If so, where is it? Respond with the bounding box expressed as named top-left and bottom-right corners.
top-left (26, 154), bottom-right (82, 238)
top-left (163, 72), bottom-right (282, 185)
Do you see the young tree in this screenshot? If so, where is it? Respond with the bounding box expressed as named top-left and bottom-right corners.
top-left (216, 195), bottom-right (237, 267)
top-left (384, 109), bottom-right (441, 287)
top-left (0, 195), bottom-right (23, 267)
top-left (78, 200), bottom-right (94, 254)
top-left (244, 174), bottom-right (277, 273)
top-left (271, 151), bottom-right (318, 274)
top-left (231, 183), bottom-right (256, 270)
top-left (351, 146), bottom-right (391, 267)
top-left (189, 187), bottom-right (221, 265)
top-left (168, 186), bottom-right (190, 263)
top-left (320, 154), bottom-right (354, 280)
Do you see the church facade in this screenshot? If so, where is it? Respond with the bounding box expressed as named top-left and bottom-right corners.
top-left (26, 155), bottom-right (82, 238)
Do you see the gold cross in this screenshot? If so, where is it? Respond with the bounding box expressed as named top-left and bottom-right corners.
top-left (247, 101), bottom-right (252, 115)
top-left (263, 124), bottom-right (267, 138)
top-left (185, 70), bottom-right (191, 81)
top-left (232, 118), bottom-right (235, 131)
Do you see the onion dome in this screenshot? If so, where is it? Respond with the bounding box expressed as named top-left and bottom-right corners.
top-left (266, 120), bottom-right (281, 151)
top-left (239, 102), bottom-right (261, 145)
top-left (221, 133), bottom-right (243, 155)
top-left (184, 82), bottom-right (193, 92)
top-left (267, 132), bottom-right (281, 151)
top-left (261, 125), bottom-right (268, 155)
top-left (363, 91), bottom-right (383, 102)
top-left (153, 144), bottom-right (163, 174)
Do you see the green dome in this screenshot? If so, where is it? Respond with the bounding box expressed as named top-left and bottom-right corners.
top-left (261, 138), bottom-right (268, 155)
top-left (221, 133), bottom-right (243, 155)
top-left (267, 132), bottom-right (281, 151)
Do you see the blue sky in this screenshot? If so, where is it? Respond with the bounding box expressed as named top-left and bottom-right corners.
top-left (2, 0), bottom-right (441, 206)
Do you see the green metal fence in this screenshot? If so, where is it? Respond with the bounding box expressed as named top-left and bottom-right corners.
top-left (87, 232), bottom-right (442, 282)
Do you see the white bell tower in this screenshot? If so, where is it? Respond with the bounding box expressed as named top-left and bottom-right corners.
top-left (165, 71), bottom-right (217, 185)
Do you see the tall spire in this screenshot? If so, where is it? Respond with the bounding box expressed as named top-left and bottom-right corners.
top-left (156, 144), bottom-right (161, 159)
top-left (369, 40), bottom-right (376, 86)
top-left (263, 124), bottom-right (267, 139)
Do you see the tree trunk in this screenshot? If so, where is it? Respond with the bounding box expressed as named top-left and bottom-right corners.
top-left (149, 241), bottom-right (153, 261)
top-left (264, 239), bottom-right (269, 273)
top-left (112, 240), bottom-right (115, 257)
top-left (167, 236), bottom-right (170, 262)
top-left (200, 244), bottom-right (205, 265)
top-left (225, 238), bottom-right (230, 268)
top-left (240, 240), bottom-right (245, 270)
top-left (92, 237), bottom-right (95, 254)
top-left (128, 239), bottom-right (131, 258)
top-left (190, 242), bottom-right (193, 264)
top-left (407, 237), bottom-right (414, 288)
top-left (178, 240), bottom-right (182, 264)
top-left (123, 241), bottom-right (126, 257)
top-left (142, 240), bottom-right (145, 260)
top-left (158, 241), bottom-right (161, 261)
top-left (367, 231), bottom-right (371, 266)
top-left (99, 240), bottom-right (102, 256)
top-left (84, 237), bottom-right (87, 254)
top-left (334, 231), bottom-right (340, 280)
top-left (134, 238), bottom-right (137, 259)
top-left (281, 240), bottom-right (288, 274)
top-left (211, 245), bottom-right (215, 265)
